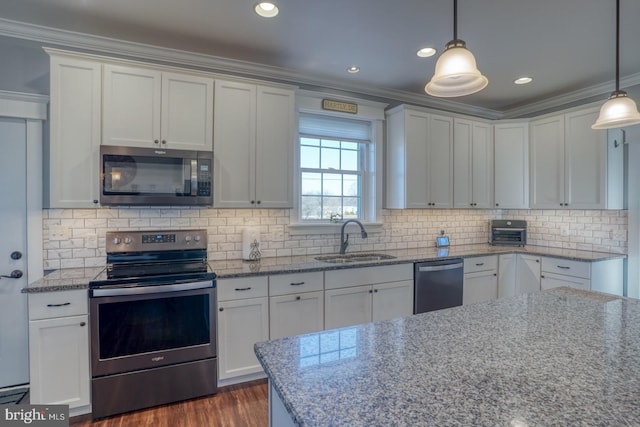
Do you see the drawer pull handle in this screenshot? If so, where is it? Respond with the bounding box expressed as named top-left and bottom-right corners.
top-left (557, 266), bottom-right (570, 269)
top-left (47, 302), bottom-right (71, 307)
top-left (475, 263), bottom-right (484, 266)
top-left (234, 287), bottom-right (252, 291)
top-left (290, 282), bottom-right (305, 286)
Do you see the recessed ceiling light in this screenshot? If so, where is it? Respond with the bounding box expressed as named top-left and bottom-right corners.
top-left (514, 76), bottom-right (533, 85)
top-left (417, 47), bottom-right (437, 58)
top-left (254, 2), bottom-right (279, 18)
top-left (347, 66), bottom-right (360, 74)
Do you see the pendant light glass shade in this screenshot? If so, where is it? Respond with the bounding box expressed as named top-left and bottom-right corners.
top-left (425, 40), bottom-right (488, 97)
top-left (592, 0), bottom-right (640, 129)
top-left (592, 91), bottom-right (640, 129)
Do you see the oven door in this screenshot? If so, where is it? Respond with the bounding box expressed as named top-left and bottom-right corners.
top-left (90, 282), bottom-right (216, 377)
top-left (100, 145), bottom-right (212, 206)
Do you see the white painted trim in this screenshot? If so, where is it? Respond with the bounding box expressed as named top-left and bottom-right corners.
top-left (26, 120), bottom-right (44, 283)
top-left (0, 90), bottom-right (48, 120)
top-left (0, 91), bottom-right (46, 283)
top-left (0, 18), bottom-right (503, 119)
top-left (288, 223), bottom-right (384, 236)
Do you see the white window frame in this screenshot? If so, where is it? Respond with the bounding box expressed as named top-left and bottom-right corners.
top-left (290, 91), bottom-right (387, 236)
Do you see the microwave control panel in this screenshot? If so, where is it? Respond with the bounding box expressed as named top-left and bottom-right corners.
top-left (197, 159), bottom-right (212, 196)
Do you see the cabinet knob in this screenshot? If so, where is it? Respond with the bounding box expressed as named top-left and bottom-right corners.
top-left (256, 200), bottom-right (261, 205)
top-left (219, 307), bottom-right (224, 312)
top-left (493, 273), bottom-right (497, 276)
top-left (93, 200), bottom-right (99, 204)
top-left (250, 200), bottom-right (256, 204)
top-left (296, 296), bottom-right (301, 300)
top-left (161, 140), bottom-right (167, 145)
top-left (80, 322), bottom-right (86, 327)
top-left (536, 259), bottom-right (540, 263)
top-left (154, 139), bottom-right (159, 144)
top-left (495, 203), bottom-right (499, 207)
top-left (374, 289), bottom-right (378, 293)
top-left (369, 290), bottom-right (373, 293)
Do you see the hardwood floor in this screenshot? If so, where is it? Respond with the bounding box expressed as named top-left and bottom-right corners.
top-left (70, 380), bottom-right (268, 427)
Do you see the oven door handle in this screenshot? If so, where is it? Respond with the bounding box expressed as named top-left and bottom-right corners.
top-left (91, 280), bottom-right (213, 297)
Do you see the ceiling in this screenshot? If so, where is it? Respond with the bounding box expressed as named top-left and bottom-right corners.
top-left (1, 0), bottom-right (640, 118)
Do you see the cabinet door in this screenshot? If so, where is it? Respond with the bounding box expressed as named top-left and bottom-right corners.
top-left (463, 271), bottom-right (498, 305)
top-left (494, 123), bottom-right (529, 209)
top-left (371, 280), bottom-right (413, 322)
top-left (516, 254), bottom-right (541, 294)
top-left (564, 108), bottom-right (606, 209)
top-left (404, 110), bottom-right (430, 208)
top-left (29, 315), bottom-right (90, 408)
top-left (453, 118), bottom-right (473, 208)
top-left (213, 80), bottom-right (257, 208)
top-left (530, 115), bottom-right (565, 208)
top-left (498, 254), bottom-right (517, 298)
top-left (49, 55), bottom-right (101, 208)
top-left (103, 64), bottom-right (161, 147)
top-left (217, 297), bottom-right (268, 380)
top-left (255, 86), bottom-right (295, 208)
top-left (161, 72), bottom-right (213, 151)
top-left (427, 114), bottom-right (454, 208)
top-left (541, 272), bottom-right (590, 291)
top-left (269, 291), bottom-right (324, 339)
top-left (325, 286), bottom-right (372, 329)
top-left (471, 122), bottom-right (493, 208)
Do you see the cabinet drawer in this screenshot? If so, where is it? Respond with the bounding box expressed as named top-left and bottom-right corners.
top-left (28, 290), bottom-right (88, 320)
top-left (541, 257), bottom-right (590, 279)
top-left (269, 272), bottom-right (323, 296)
top-left (217, 276), bottom-right (268, 301)
top-left (464, 255), bottom-right (498, 274)
top-left (325, 264), bottom-right (413, 290)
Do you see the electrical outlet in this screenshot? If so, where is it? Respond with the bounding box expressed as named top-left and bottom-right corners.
top-left (49, 225), bottom-right (70, 241)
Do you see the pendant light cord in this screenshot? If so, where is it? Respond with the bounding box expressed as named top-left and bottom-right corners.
top-left (615, 0), bottom-right (620, 91)
top-left (453, 0), bottom-right (458, 40)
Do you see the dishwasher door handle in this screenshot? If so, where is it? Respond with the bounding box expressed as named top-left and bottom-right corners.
top-left (418, 263), bottom-right (464, 272)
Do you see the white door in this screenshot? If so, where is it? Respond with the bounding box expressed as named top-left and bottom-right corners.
top-left (324, 286), bottom-right (372, 329)
top-left (371, 280), bottom-right (413, 322)
top-left (269, 291), bottom-right (324, 339)
top-left (0, 118), bottom-right (29, 388)
top-left (516, 255), bottom-right (542, 295)
top-left (463, 272), bottom-right (498, 305)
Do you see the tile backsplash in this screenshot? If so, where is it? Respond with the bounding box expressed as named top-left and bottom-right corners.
top-left (42, 208), bottom-right (628, 269)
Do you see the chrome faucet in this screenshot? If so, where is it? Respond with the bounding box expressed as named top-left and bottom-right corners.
top-left (339, 219), bottom-right (368, 255)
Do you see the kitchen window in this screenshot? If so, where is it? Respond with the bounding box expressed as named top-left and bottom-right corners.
top-left (298, 113), bottom-right (376, 224)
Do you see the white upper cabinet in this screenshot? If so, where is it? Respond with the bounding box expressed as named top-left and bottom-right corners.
top-left (493, 122), bottom-right (529, 209)
top-left (213, 80), bottom-right (295, 208)
top-left (48, 52), bottom-right (102, 208)
top-left (453, 118), bottom-right (493, 208)
top-left (103, 64), bottom-right (213, 151)
top-left (386, 106), bottom-right (453, 209)
top-left (530, 107), bottom-right (622, 209)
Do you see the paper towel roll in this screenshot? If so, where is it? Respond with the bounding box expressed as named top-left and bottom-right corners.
top-left (242, 227), bottom-right (261, 261)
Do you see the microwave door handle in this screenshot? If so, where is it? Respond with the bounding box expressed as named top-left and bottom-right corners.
top-left (190, 159), bottom-right (198, 196)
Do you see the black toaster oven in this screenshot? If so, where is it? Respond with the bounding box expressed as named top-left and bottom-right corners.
top-left (489, 220), bottom-right (527, 246)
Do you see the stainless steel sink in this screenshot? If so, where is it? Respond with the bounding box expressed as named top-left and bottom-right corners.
top-left (314, 253), bottom-right (397, 263)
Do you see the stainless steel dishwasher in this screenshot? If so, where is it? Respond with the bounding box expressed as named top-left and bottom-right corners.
top-left (414, 258), bottom-right (464, 314)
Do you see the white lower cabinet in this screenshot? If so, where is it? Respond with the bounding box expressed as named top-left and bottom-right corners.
top-left (498, 253), bottom-right (541, 298)
top-left (324, 264), bottom-right (413, 329)
top-left (269, 272), bottom-right (324, 339)
top-left (28, 290), bottom-right (90, 414)
top-left (463, 256), bottom-right (498, 305)
top-left (540, 257), bottom-right (590, 291)
top-left (217, 277), bottom-right (269, 382)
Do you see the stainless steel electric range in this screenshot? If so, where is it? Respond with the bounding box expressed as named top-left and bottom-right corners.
top-left (89, 229), bottom-right (217, 419)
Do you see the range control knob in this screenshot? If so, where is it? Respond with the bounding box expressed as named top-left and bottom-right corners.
top-left (185, 235), bottom-right (192, 242)
top-left (194, 235), bottom-right (201, 242)
top-left (112, 237), bottom-right (121, 245)
top-left (124, 237), bottom-right (133, 245)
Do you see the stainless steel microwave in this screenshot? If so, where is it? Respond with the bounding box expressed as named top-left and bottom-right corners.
top-left (100, 145), bottom-right (213, 206)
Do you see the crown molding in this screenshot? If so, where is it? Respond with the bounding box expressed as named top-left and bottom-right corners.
top-left (0, 90), bottom-right (48, 120)
top-left (0, 18), bottom-right (503, 119)
top-left (501, 72), bottom-right (640, 119)
top-left (2, 17), bottom-right (637, 121)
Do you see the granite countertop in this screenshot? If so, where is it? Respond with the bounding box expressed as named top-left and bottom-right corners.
top-left (23, 244), bottom-right (625, 293)
top-left (254, 288), bottom-right (640, 426)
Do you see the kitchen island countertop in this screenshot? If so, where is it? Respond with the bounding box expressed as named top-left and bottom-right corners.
top-left (254, 288), bottom-right (640, 426)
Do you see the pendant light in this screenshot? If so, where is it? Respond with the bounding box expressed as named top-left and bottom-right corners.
top-left (592, 0), bottom-right (640, 129)
top-left (425, 0), bottom-right (488, 97)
